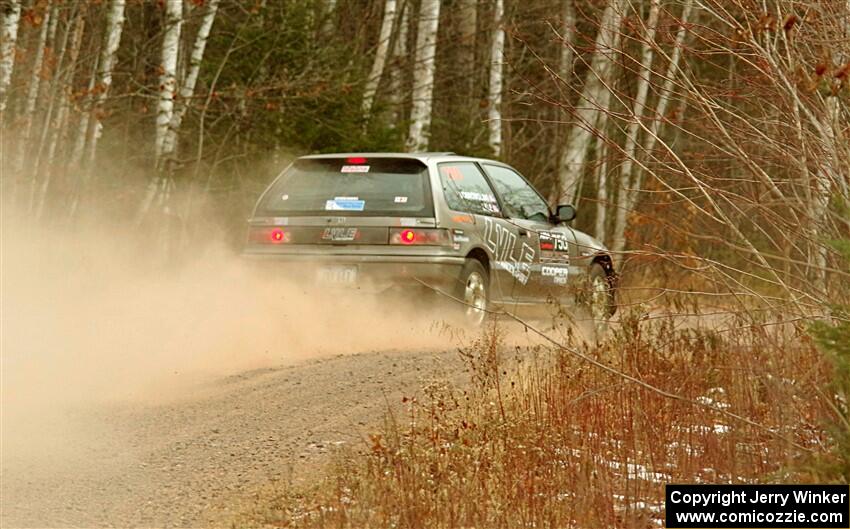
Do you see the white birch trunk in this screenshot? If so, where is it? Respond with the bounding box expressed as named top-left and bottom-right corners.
top-left (83, 0), bottom-right (126, 168)
top-left (556, 0), bottom-right (624, 205)
top-left (17, 3), bottom-right (51, 180)
top-left (487, 0), bottom-right (504, 157)
top-left (406, 0), bottom-right (441, 152)
top-left (321, 0), bottom-right (337, 35)
top-left (69, 68), bottom-right (95, 168)
top-left (0, 0), bottom-right (22, 116)
top-left (362, 0), bottom-right (397, 120)
top-left (610, 0), bottom-right (691, 260)
top-left (154, 0), bottom-right (183, 165)
top-left (594, 132), bottom-right (608, 241)
top-left (558, 0), bottom-right (575, 82)
top-left (609, 0), bottom-right (660, 262)
top-left (161, 0), bottom-right (219, 159)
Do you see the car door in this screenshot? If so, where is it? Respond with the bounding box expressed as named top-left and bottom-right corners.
top-left (436, 162), bottom-right (531, 304)
top-left (481, 163), bottom-right (578, 304)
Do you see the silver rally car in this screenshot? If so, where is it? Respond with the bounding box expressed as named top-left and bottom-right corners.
top-left (244, 153), bottom-right (617, 323)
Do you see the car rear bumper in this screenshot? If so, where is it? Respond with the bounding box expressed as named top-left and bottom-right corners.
top-left (242, 251), bottom-right (466, 294)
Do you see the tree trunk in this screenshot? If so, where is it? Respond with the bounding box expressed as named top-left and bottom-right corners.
top-left (609, 0), bottom-right (660, 264)
top-left (362, 0), bottom-right (397, 120)
top-left (556, 0), bottom-right (624, 205)
top-left (487, 0), bottom-right (504, 157)
top-left (83, 0), bottom-right (127, 169)
top-left (457, 0), bottom-right (476, 126)
top-left (154, 0), bottom-right (183, 166)
top-left (387, 0), bottom-right (408, 125)
top-left (0, 0), bottom-right (22, 117)
top-left (36, 9), bottom-right (85, 219)
top-left (558, 0), bottom-right (575, 83)
top-left (610, 0), bottom-right (691, 262)
top-left (406, 0), bottom-right (441, 152)
top-left (161, 0), bottom-right (219, 160)
top-left (594, 132), bottom-right (608, 242)
top-left (17, 2), bottom-right (52, 182)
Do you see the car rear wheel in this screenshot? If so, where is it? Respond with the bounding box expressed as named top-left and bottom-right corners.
top-left (456, 259), bottom-right (489, 326)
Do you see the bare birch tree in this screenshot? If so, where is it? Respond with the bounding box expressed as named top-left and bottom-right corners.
top-left (161, 0), bottom-right (220, 160)
top-left (0, 0), bottom-right (22, 117)
top-left (487, 0), bottom-right (505, 157)
top-left (16, 1), bottom-right (52, 176)
top-left (154, 0), bottom-right (183, 165)
top-left (82, 0), bottom-right (126, 169)
top-left (406, 0), bottom-right (441, 152)
top-left (362, 0), bottom-right (398, 121)
top-left (607, 0), bottom-right (661, 263)
top-left (556, 0), bottom-right (624, 205)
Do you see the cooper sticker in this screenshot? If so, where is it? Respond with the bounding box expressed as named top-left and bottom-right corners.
top-left (341, 165), bottom-right (370, 173)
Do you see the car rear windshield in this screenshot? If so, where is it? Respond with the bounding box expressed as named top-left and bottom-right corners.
top-left (257, 158), bottom-right (433, 217)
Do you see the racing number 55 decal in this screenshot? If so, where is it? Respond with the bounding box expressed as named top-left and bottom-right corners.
top-left (483, 217), bottom-right (535, 286)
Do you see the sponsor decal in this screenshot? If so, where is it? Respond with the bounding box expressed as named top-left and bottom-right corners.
top-left (540, 231), bottom-right (570, 252)
top-left (459, 190), bottom-right (498, 204)
top-left (539, 231), bottom-right (571, 265)
top-left (441, 166), bottom-right (464, 180)
top-left (483, 218), bottom-right (534, 285)
top-left (325, 197), bottom-right (366, 211)
top-left (541, 265), bottom-right (569, 277)
top-left (452, 214), bottom-right (474, 224)
top-left (542, 265), bottom-right (569, 285)
top-left (452, 229), bottom-right (470, 243)
top-left (341, 165), bottom-right (370, 173)
top-left (322, 227), bottom-right (358, 241)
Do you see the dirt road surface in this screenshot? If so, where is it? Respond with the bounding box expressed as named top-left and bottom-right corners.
top-left (2, 349), bottom-right (463, 528)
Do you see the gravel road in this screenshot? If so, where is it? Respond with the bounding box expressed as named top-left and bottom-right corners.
top-left (2, 349), bottom-right (462, 528)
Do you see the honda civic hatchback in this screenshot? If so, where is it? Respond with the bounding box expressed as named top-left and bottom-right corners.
top-left (244, 153), bottom-right (617, 324)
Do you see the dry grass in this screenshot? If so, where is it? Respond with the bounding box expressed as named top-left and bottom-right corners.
top-left (237, 310), bottom-right (835, 529)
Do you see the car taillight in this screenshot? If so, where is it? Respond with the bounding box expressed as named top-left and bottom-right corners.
top-left (389, 228), bottom-right (451, 246)
top-left (248, 227), bottom-right (291, 244)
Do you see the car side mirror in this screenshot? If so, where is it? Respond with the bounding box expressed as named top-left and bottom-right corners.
top-left (555, 204), bottom-right (576, 223)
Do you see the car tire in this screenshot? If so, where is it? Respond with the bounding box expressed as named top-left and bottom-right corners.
top-left (584, 262), bottom-right (616, 337)
top-left (455, 259), bottom-right (490, 326)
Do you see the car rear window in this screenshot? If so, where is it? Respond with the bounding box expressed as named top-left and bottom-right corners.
top-left (257, 158), bottom-right (433, 217)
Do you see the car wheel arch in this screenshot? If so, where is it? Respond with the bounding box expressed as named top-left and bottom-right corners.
top-left (465, 247), bottom-right (490, 276)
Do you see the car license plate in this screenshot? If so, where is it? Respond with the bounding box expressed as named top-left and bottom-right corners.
top-left (316, 265), bottom-right (358, 285)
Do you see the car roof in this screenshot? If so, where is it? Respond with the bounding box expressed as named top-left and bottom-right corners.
top-left (299, 152), bottom-right (505, 164)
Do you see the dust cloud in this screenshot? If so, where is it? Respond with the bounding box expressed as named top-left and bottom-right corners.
top-left (1, 217), bottom-right (461, 411)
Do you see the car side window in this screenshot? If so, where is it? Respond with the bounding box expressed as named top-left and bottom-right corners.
top-left (483, 165), bottom-right (550, 222)
top-left (438, 163), bottom-right (501, 216)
